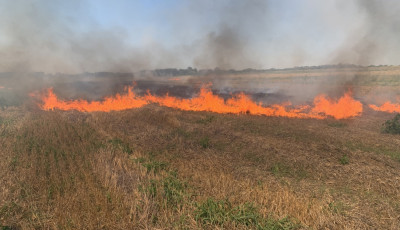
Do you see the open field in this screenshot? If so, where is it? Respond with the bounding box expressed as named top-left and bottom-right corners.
top-left (1, 103), bottom-right (400, 229)
top-left (1, 66), bottom-right (400, 229)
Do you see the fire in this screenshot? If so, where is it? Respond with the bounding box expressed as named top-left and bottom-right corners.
top-left (143, 88), bottom-right (324, 119)
top-left (0, 86), bottom-right (4, 89)
top-left (369, 101), bottom-right (400, 113)
top-left (38, 85), bottom-right (363, 119)
top-left (312, 92), bottom-right (363, 119)
top-left (40, 87), bottom-right (147, 112)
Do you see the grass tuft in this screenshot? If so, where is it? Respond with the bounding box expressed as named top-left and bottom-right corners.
top-left (162, 172), bottom-right (187, 208)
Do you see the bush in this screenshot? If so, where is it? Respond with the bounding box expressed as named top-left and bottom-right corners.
top-left (382, 114), bottom-right (400, 134)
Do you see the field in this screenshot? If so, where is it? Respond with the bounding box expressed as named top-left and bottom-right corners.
top-left (1, 66), bottom-right (400, 229)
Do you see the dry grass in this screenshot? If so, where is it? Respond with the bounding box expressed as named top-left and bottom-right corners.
top-left (1, 104), bottom-right (400, 229)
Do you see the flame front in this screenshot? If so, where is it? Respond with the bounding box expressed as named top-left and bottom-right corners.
top-left (41, 87), bottom-right (147, 112)
top-left (312, 92), bottom-right (363, 119)
top-left (38, 86), bottom-right (363, 119)
top-left (369, 101), bottom-right (400, 113)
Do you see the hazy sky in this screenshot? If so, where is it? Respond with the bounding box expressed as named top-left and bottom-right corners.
top-left (0, 0), bottom-right (399, 73)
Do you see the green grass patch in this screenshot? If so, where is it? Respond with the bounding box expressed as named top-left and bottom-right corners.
top-left (162, 171), bottom-right (187, 208)
top-left (195, 198), bottom-right (300, 229)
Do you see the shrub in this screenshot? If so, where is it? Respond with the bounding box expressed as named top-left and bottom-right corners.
top-left (382, 114), bottom-right (400, 134)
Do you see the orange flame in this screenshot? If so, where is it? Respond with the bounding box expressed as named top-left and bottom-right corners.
top-left (369, 101), bottom-right (400, 113)
top-left (38, 85), bottom-right (363, 119)
top-left (40, 87), bottom-right (147, 112)
top-left (312, 92), bottom-right (363, 119)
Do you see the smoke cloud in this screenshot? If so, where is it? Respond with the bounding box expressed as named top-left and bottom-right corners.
top-left (332, 0), bottom-right (400, 65)
top-left (0, 0), bottom-right (399, 73)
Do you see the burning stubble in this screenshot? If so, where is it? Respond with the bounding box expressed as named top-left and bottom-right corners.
top-left (36, 85), bottom-right (364, 120)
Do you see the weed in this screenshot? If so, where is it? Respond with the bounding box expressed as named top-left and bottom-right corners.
top-left (382, 114), bottom-right (400, 134)
top-left (162, 172), bottom-right (186, 208)
top-left (48, 184), bottom-right (55, 200)
top-left (0, 202), bottom-right (20, 219)
top-left (0, 226), bottom-right (16, 230)
top-left (9, 156), bottom-right (18, 170)
top-left (328, 201), bottom-right (346, 215)
top-left (262, 217), bottom-right (301, 230)
top-left (194, 198), bottom-right (300, 229)
top-left (199, 136), bottom-right (210, 149)
top-left (231, 203), bottom-right (260, 226)
top-left (195, 198), bottom-right (232, 225)
top-left (133, 157), bottom-right (146, 164)
top-left (148, 180), bottom-right (157, 198)
top-left (339, 154), bottom-right (349, 165)
top-left (108, 138), bottom-right (133, 154)
top-left (134, 156), bottom-right (168, 173)
top-left (270, 163), bottom-right (290, 177)
top-left (144, 161), bottom-right (168, 173)
top-left (106, 192), bottom-right (112, 203)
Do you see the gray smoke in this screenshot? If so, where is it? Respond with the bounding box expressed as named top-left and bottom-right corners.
top-left (0, 0), bottom-right (400, 74)
top-left (0, 0), bottom-right (181, 73)
top-left (0, 0), bottom-right (271, 73)
top-left (332, 0), bottom-right (400, 65)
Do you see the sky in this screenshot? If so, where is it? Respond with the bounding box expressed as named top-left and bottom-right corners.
top-left (0, 0), bottom-right (399, 73)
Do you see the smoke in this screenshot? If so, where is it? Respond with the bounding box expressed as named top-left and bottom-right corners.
top-left (0, 0), bottom-right (400, 74)
top-left (189, 0), bottom-right (270, 69)
top-left (332, 0), bottom-right (400, 66)
top-left (0, 0), bottom-right (182, 73)
top-left (0, 0), bottom-right (276, 72)
top-left (193, 25), bottom-right (256, 70)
